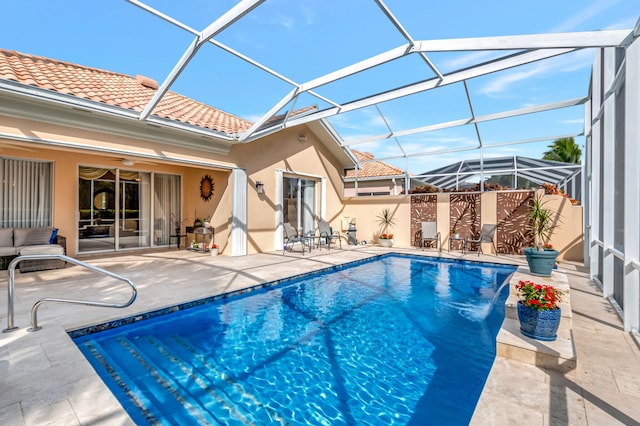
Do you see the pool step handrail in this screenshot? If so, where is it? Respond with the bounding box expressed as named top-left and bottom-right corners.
top-left (2, 254), bottom-right (137, 332)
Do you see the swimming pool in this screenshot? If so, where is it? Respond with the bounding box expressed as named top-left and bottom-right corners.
top-left (72, 254), bottom-right (516, 425)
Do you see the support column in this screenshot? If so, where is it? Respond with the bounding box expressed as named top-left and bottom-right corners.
top-left (275, 170), bottom-right (284, 250)
top-left (624, 38), bottom-right (640, 333)
top-left (602, 47), bottom-right (616, 298)
top-left (231, 168), bottom-right (247, 256)
top-left (583, 99), bottom-right (591, 268)
top-left (589, 52), bottom-right (603, 281)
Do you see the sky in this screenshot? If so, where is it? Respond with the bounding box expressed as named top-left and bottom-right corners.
top-left (1, 0), bottom-right (639, 176)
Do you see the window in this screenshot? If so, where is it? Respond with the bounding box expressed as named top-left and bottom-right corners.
top-left (0, 158), bottom-right (53, 227)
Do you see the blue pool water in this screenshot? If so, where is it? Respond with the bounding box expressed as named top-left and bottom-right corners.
top-left (72, 254), bottom-right (516, 425)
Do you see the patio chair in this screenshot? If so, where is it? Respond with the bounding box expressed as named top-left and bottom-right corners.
top-left (464, 224), bottom-right (497, 256)
top-left (316, 219), bottom-right (341, 250)
top-left (420, 221), bottom-right (441, 251)
top-left (283, 223), bottom-right (310, 255)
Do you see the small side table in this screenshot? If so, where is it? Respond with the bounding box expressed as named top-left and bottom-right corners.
top-left (303, 231), bottom-right (316, 252)
top-left (188, 227), bottom-right (214, 253)
top-left (448, 236), bottom-right (466, 254)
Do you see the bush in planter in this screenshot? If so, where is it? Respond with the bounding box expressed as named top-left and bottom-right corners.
top-left (376, 208), bottom-right (396, 245)
top-left (524, 192), bottom-right (560, 276)
top-left (515, 280), bottom-right (564, 341)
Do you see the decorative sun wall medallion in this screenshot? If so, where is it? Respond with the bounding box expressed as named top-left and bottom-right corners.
top-left (199, 174), bottom-right (214, 202)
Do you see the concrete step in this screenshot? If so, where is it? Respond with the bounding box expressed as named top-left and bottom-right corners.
top-left (496, 267), bottom-right (577, 372)
top-left (497, 317), bottom-right (576, 372)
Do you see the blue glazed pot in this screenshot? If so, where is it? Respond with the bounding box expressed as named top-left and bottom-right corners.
top-left (517, 301), bottom-right (561, 341)
top-left (523, 247), bottom-right (559, 277)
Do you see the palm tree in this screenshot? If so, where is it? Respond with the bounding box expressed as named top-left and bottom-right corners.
top-left (542, 137), bottom-right (582, 164)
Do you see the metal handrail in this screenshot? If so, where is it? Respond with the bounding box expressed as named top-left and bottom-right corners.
top-left (3, 254), bottom-right (137, 332)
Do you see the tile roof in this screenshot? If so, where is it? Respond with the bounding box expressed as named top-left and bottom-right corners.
top-left (345, 150), bottom-right (405, 178)
top-left (0, 49), bottom-right (253, 134)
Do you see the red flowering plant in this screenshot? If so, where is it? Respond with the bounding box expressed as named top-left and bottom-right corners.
top-left (379, 233), bottom-right (394, 239)
top-left (515, 280), bottom-right (563, 311)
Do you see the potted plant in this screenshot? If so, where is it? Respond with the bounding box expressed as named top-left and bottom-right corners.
top-left (378, 233), bottom-right (394, 247)
top-left (523, 192), bottom-right (559, 276)
top-left (451, 228), bottom-right (460, 239)
top-left (376, 208), bottom-right (396, 247)
top-left (515, 280), bottom-right (564, 341)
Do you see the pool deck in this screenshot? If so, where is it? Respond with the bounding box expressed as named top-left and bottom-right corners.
top-left (1, 245), bottom-right (639, 425)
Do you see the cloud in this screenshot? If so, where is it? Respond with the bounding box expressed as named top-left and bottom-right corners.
top-left (329, 108), bottom-right (391, 135)
top-left (440, 51), bottom-right (505, 71)
top-left (550, 0), bottom-right (626, 32)
top-left (603, 16), bottom-right (638, 31)
top-left (478, 50), bottom-right (594, 96)
top-left (270, 12), bottom-right (295, 30)
top-left (479, 63), bottom-right (549, 96)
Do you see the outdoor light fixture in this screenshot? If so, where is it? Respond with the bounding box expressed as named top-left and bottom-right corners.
top-left (298, 134), bottom-right (307, 142)
top-left (121, 159), bottom-right (135, 166)
top-left (256, 181), bottom-right (264, 194)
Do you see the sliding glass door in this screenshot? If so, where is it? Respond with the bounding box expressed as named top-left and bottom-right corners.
top-left (78, 167), bottom-right (180, 253)
top-left (118, 170), bottom-right (150, 249)
top-left (283, 177), bottom-right (316, 235)
top-left (78, 167), bottom-right (116, 252)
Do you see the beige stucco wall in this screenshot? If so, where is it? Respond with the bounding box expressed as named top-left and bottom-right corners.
top-left (540, 193), bottom-right (584, 262)
top-left (230, 126), bottom-right (348, 254)
top-left (341, 196), bottom-right (412, 246)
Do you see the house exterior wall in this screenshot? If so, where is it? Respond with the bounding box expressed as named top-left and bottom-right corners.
top-left (229, 127), bottom-right (347, 254)
top-left (0, 114), bottom-right (240, 256)
top-left (0, 113), bottom-right (354, 256)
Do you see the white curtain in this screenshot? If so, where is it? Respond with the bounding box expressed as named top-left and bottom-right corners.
top-left (302, 179), bottom-right (316, 235)
top-left (0, 158), bottom-right (52, 227)
top-left (138, 172), bottom-right (151, 247)
top-left (153, 173), bottom-right (181, 245)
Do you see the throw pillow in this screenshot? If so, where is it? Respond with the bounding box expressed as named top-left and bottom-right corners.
top-left (49, 228), bottom-right (59, 244)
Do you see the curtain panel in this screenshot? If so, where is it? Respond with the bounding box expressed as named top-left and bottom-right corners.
top-left (0, 158), bottom-right (53, 227)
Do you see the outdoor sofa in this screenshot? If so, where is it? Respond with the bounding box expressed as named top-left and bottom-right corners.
top-left (0, 227), bottom-right (66, 272)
